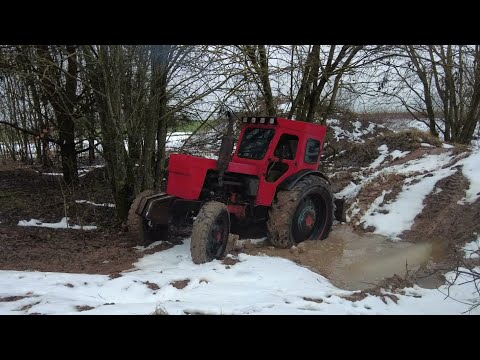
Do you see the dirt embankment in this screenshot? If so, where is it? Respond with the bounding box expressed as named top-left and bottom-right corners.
top-left (402, 171), bottom-right (480, 263)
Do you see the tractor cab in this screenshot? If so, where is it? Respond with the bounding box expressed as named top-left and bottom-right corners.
top-left (230, 116), bottom-right (327, 206)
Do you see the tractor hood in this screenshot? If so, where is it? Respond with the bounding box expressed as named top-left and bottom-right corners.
top-left (167, 154), bottom-right (258, 200)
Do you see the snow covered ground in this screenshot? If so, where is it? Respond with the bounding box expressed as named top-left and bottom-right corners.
top-left (0, 239), bottom-right (478, 315)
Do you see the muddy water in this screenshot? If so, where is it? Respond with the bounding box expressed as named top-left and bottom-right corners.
top-left (246, 225), bottom-right (441, 290)
top-left (322, 226), bottom-right (435, 290)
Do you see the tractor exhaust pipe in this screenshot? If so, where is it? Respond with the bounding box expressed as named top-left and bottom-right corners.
top-left (217, 111), bottom-right (235, 187)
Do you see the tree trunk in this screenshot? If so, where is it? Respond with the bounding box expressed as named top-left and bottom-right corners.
top-left (57, 114), bottom-right (78, 183)
top-left (36, 45), bottom-right (79, 182)
top-left (459, 48), bottom-right (480, 144)
top-left (410, 46), bottom-right (438, 137)
top-left (244, 45), bottom-right (275, 116)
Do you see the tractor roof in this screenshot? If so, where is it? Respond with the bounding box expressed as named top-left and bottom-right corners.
top-left (241, 116), bottom-right (326, 138)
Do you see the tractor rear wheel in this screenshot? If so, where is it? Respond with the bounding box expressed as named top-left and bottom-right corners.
top-left (127, 190), bottom-right (156, 246)
top-left (267, 176), bottom-right (334, 248)
top-left (190, 201), bottom-right (230, 264)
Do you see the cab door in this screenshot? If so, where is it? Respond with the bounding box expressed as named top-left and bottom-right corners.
top-left (256, 132), bottom-right (300, 206)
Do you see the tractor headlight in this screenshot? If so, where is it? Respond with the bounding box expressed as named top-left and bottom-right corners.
top-left (241, 116), bottom-right (277, 124)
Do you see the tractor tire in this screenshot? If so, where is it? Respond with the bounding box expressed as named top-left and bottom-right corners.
top-left (127, 189), bottom-right (156, 246)
top-left (267, 176), bottom-right (334, 248)
top-left (190, 201), bottom-right (230, 264)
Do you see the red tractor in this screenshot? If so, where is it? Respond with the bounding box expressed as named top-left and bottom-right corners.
top-left (128, 113), bottom-right (345, 264)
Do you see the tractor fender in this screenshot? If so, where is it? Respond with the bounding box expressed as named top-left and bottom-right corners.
top-left (278, 170), bottom-right (331, 191)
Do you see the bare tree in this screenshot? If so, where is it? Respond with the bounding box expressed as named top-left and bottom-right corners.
top-left (378, 45), bottom-right (480, 144)
top-left (0, 45), bottom-right (83, 181)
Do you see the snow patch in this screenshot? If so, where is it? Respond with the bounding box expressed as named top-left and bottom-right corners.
top-left (393, 152), bottom-right (453, 175)
top-left (17, 217), bottom-right (97, 230)
top-left (360, 190), bottom-right (390, 227)
top-left (421, 143), bottom-right (434, 148)
top-left (369, 144), bottom-right (389, 169)
top-left (390, 150), bottom-right (410, 160)
top-left (166, 132), bottom-right (191, 150)
top-left (456, 149), bottom-right (480, 205)
top-left (335, 181), bottom-right (362, 200)
top-left (463, 236), bottom-right (480, 259)
top-left (75, 200), bottom-right (115, 208)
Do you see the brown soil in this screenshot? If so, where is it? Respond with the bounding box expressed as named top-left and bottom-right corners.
top-left (0, 164), bottom-right (173, 274)
top-left (108, 273), bottom-right (123, 279)
top-left (0, 225), bottom-right (142, 274)
top-left (222, 256), bottom-right (240, 266)
top-left (171, 279), bottom-right (190, 289)
top-left (143, 242), bottom-right (175, 254)
top-left (0, 295), bottom-right (28, 302)
top-left (76, 305), bottom-right (95, 312)
top-left (144, 281), bottom-right (160, 290)
top-left (343, 274), bottom-right (416, 304)
top-left (343, 288), bottom-right (399, 304)
top-left (303, 297), bottom-right (323, 303)
top-left (21, 301), bottom-right (41, 311)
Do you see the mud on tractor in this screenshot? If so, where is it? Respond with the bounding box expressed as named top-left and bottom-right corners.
top-left (128, 113), bottom-right (346, 264)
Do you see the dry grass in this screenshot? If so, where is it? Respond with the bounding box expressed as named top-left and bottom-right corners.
top-left (151, 305), bottom-right (169, 315)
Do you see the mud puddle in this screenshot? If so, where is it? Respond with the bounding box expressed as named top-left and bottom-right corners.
top-left (242, 224), bottom-right (442, 290)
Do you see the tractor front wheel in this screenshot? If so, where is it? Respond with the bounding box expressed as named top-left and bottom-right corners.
top-left (267, 176), bottom-right (334, 248)
top-left (190, 201), bottom-right (230, 264)
top-left (127, 190), bottom-right (156, 246)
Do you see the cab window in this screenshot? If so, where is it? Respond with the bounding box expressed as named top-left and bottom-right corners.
top-left (305, 138), bottom-right (321, 163)
top-left (237, 127), bottom-right (275, 160)
top-left (274, 134), bottom-right (299, 160)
